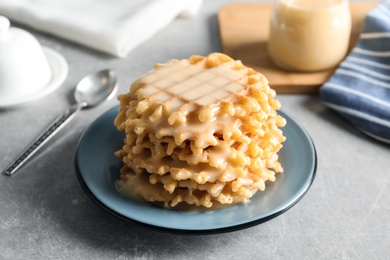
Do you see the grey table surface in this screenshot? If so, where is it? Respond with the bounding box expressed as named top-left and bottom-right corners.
top-left (1, 0), bottom-right (389, 259)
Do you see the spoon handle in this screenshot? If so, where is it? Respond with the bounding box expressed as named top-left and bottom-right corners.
top-left (3, 103), bottom-right (82, 176)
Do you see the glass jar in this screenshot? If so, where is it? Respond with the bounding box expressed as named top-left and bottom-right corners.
top-left (268, 0), bottom-right (351, 72)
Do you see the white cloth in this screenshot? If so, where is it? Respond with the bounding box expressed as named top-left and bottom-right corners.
top-left (0, 0), bottom-right (203, 57)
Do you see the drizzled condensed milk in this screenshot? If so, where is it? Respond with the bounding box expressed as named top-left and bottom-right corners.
top-left (114, 53), bottom-right (286, 209)
top-left (268, 0), bottom-right (351, 72)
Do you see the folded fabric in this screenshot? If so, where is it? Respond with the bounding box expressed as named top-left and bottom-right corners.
top-left (0, 0), bottom-right (203, 57)
top-left (319, 0), bottom-right (390, 144)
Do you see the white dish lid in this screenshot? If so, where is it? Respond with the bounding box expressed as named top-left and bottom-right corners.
top-left (0, 16), bottom-right (68, 108)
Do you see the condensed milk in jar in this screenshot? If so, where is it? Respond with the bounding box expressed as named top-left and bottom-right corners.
top-left (268, 0), bottom-right (351, 72)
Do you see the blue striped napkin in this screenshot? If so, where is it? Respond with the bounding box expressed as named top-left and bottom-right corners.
top-left (319, 0), bottom-right (390, 143)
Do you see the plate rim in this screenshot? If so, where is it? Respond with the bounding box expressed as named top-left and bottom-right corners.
top-left (75, 106), bottom-right (317, 235)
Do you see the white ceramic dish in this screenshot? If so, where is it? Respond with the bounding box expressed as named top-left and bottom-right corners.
top-left (0, 47), bottom-right (68, 108)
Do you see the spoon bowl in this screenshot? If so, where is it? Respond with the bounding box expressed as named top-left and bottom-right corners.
top-left (75, 69), bottom-right (118, 108)
top-left (3, 69), bottom-right (118, 176)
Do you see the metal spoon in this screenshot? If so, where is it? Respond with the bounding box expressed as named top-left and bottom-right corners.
top-left (3, 69), bottom-right (118, 176)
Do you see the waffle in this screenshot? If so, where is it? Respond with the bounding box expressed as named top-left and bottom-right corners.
top-left (114, 53), bottom-right (286, 208)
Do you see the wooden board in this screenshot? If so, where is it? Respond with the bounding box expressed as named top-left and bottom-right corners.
top-left (218, 2), bottom-right (377, 94)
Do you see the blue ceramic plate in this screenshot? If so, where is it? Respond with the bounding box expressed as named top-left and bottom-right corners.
top-left (75, 106), bottom-right (317, 234)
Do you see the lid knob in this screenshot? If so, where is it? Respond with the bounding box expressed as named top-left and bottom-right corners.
top-left (0, 16), bottom-right (10, 38)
